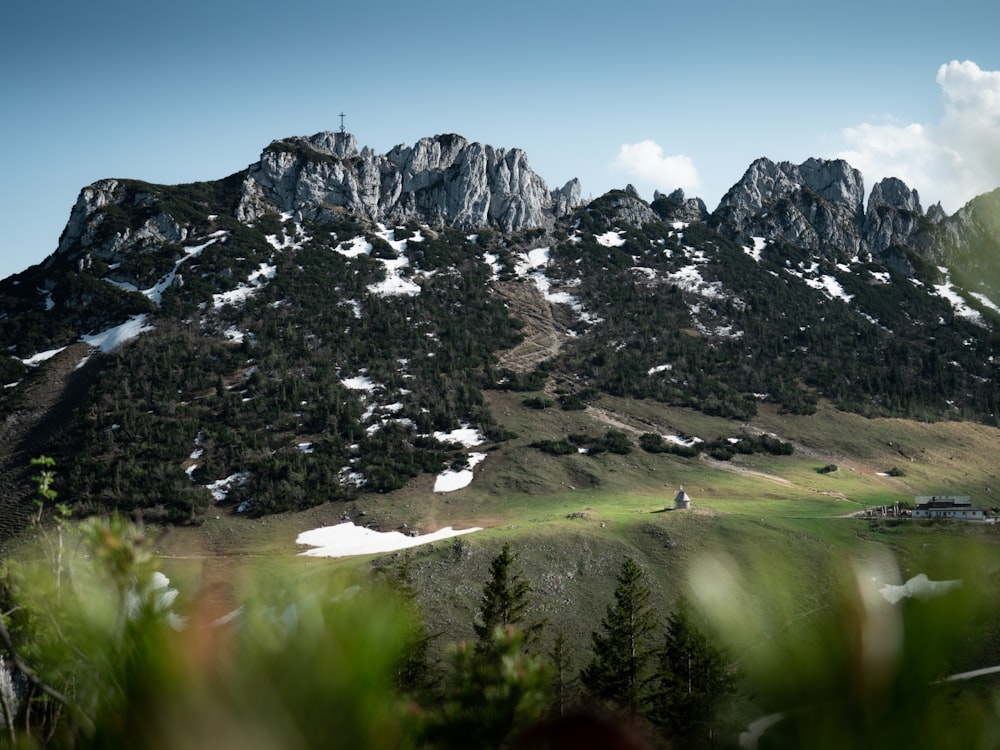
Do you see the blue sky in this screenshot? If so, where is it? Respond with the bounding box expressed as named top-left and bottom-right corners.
top-left (2, 0), bottom-right (999, 281)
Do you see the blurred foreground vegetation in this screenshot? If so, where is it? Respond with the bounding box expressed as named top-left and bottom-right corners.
top-left (3, 504), bottom-right (1000, 749)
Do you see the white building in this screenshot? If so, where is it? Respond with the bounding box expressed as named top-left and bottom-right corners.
top-left (912, 495), bottom-right (985, 520)
top-left (674, 486), bottom-right (692, 510)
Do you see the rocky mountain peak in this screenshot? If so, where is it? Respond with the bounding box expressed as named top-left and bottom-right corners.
top-left (713, 157), bottom-right (865, 259)
top-left (796, 157), bottom-right (865, 214)
top-left (863, 177), bottom-right (926, 257)
top-left (937, 187), bottom-right (1000, 264)
top-left (280, 131), bottom-right (360, 159)
top-left (652, 189), bottom-right (709, 224)
top-left (868, 177), bottom-right (923, 215)
top-left (53, 179), bottom-right (187, 273)
top-left (236, 132), bottom-right (578, 232)
top-left (586, 187), bottom-right (657, 228)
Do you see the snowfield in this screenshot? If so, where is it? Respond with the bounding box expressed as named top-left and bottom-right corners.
top-left (296, 522), bottom-right (482, 558)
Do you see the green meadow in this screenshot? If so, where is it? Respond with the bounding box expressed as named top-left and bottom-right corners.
top-left (156, 392), bottom-right (1000, 666)
top-left (24, 389), bottom-right (988, 746)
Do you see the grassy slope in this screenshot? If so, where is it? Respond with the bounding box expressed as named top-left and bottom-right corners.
top-left (155, 390), bottom-right (1000, 637)
top-left (149, 392), bottom-right (1000, 740)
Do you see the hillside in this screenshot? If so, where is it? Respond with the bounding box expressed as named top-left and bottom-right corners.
top-left (1, 131), bottom-right (999, 537)
top-left (3, 130), bottom-right (1000, 749)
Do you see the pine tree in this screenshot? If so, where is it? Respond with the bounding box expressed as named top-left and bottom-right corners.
top-left (580, 557), bottom-right (659, 714)
top-left (549, 630), bottom-right (574, 717)
top-left (380, 558), bottom-right (438, 698)
top-left (423, 629), bottom-right (552, 750)
top-left (648, 598), bottom-right (737, 747)
top-left (473, 542), bottom-right (533, 648)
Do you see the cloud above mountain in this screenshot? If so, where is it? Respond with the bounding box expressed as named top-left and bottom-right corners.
top-left (834, 60), bottom-right (1000, 213)
top-left (609, 140), bottom-right (701, 195)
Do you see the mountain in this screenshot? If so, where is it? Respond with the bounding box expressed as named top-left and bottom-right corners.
top-left (1, 132), bottom-right (998, 533)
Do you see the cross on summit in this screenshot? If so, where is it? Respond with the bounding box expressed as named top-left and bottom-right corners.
top-left (339, 112), bottom-right (346, 134)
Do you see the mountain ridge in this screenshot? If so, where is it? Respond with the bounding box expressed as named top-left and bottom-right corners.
top-left (1, 130), bottom-right (998, 530)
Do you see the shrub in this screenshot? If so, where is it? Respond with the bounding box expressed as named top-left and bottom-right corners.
top-left (530, 439), bottom-right (577, 456)
top-left (522, 397), bottom-right (554, 410)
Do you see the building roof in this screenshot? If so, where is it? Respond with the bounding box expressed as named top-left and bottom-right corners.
top-left (915, 495), bottom-right (972, 509)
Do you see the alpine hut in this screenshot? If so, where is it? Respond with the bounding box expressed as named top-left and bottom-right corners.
top-left (674, 486), bottom-right (692, 510)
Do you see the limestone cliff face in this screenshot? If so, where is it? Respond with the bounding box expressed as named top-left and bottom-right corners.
top-left (863, 177), bottom-right (926, 257)
top-left (939, 188), bottom-right (1000, 250)
top-left (709, 157), bottom-right (984, 268)
top-left (713, 157), bottom-right (866, 260)
top-left (652, 189), bottom-right (709, 224)
top-left (236, 132), bottom-right (580, 232)
top-left (53, 179), bottom-right (187, 275)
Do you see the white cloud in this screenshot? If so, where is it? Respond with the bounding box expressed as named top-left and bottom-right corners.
top-left (834, 60), bottom-right (1000, 214)
top-left (609, 140), bottom-right (701, 195)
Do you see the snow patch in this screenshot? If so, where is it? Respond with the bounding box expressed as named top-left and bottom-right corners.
top-left (667, 265), bottom-right (725, 299)
top-left (81, 315), bottom-right (155, 353)
top-left (596, 231), bottom-right (626, 247)
top-left (334, 236), bottom-right (372, 258)
top-left (933, 275), bottom-right (984, 324)
top-left (213, 262), bottom-right (277, 308)
top-left (434, 452), bottom-right (487, 492)
top-left (807, 275), bottom-right (853, 302)
top-left (515, 247), bottom-right (551, 276)
top-left (297, 522), bottom-right (483, 558)
top-left (206, 472), bottom-right (249, 503)
top-left (341, 375), bottom-right (377, 391)
top-left (879, 574), bottom-right (961, 604)
top-left (869, 270), bottom-right (891, 284)
top-left (665, 435), bottom-right (704, 448)
top-left (106, 231), bottom-right (228, 305)
top-left (433, 426), bottom-right (486, 447)
top-left (743, 237), bottom-right (766, 262)
top-left (19, 346), bottom-right (67, 366)
top-left (970, 291), bottom-right (1000, 315)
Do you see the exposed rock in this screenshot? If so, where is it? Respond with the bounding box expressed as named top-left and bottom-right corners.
top-left (926, 202), bottom-right (947, 223)
top-left (586, 188), bottom-right (657, 228)
top-left (551, 178), bottom-right (582, 217)
top-left (55, 180), bottom-right (123, 258)
top-left (863, 177), bottom-right (926, 257)
top-left (652, 188), bottom-right (709, 224)
top-left (53, 180), bottom-right (186, 277)
top-left (935, 187), bottom-right (1000, 267)
top-left (235, 132), bottom-right (578, 232)
top-left (713, 157), bottom-right (865, 260)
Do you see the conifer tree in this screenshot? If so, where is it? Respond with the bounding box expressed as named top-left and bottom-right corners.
top-left (549, 630), bottom-right (573, 717)
top-left (423, 628), bottom-right (552, 750)
top-left (580, 557), bottom-right (659, 714)
top-left (380, 558), bottom-right (438, 697)
top-left (473, 542), bottom-right (533, 647)
top-left (648, 598), bottom-right (737, 747)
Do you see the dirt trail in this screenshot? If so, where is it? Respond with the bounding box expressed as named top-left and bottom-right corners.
top-left (493, 280), bottom-right (571, 372)
top-left (698, 455), bottom-right (793, 487)
top-left (580, 401), bottom-right (868, 502)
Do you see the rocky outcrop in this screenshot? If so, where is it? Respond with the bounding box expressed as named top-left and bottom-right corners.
top-left (652, 188), bottom-right (709, 224)
top-left (935, 188), bottom-right (1000, 269)
top-left (713, 157), bottom-right (866, 260)
top-left (585, 185), bottom-right (658, 228)
top-left (863, 177), bottom-right (926, 257)
top-left (551, 178), bottom-right (582, 218)
top-left (53, 180), bottom-right (187, 271)
top-left (235, 132), bottom-right (579, 232)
